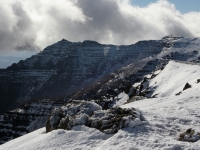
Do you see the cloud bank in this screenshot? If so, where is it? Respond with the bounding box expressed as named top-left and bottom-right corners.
top-left (0, 0), bottom-right (200, 54)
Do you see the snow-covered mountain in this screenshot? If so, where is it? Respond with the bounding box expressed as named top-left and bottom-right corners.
top-left (1, 61), bottom-right (200, 149)
top-left (1, 35), bottom-right (200, 114)
top-left (0, 39), bottom-right (163, 114)
top-left (1, 35), bottom-right (200, 145)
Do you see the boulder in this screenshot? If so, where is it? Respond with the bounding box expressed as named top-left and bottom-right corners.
top-left (46, 100), bottom-right (144, 134)
top-left (178, 128), bottom-right (200, 142)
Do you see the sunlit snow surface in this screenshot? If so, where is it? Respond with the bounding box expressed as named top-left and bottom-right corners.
top-left (1, 61), bottom-right (200, 150)
top-left (146, 61), bottom-right (200, 97)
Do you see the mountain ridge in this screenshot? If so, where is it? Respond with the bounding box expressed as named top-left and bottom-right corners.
top-left (0, 37), bottom-right (164, 114)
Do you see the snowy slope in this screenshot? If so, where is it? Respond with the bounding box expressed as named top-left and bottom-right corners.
top-left (1, 61), bottom-right (200, 149)
top-left (1, 92), bottom-right (200, 149)
top-left (144, 61), bottom-right (200, 97)
top-left (111, 92), bottom-right (129, 107)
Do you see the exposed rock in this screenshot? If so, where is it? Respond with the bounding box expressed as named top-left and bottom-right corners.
top-left (46, 108), bottom-right (65, 133)
top-left (197, 79), bottom-right (200, 83)
top-left (46, 100), bottom-right (144, 134)
top-left (175, 91), bottom-right (182, 96)
top-left (0, 99), bottom-right (63, 144)
top-left (127, 96), bottom-right (145, 103)
top-left (183, 83), bottom-right (192, 91)
top-left (178, 128), bottom-right (200, 142)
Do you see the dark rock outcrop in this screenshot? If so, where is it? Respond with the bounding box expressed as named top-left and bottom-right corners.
top-left (0, 100), bottom-right (63, 144)
top-left (183, 83), bottom-right (192, 91)
top-left (197, 79), bottom-right (200, 83)
top-left (175, 91), bottom-right (182, 96)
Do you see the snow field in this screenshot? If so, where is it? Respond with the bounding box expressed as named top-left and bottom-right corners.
top-left (146, 61), bottom-right (200, 97)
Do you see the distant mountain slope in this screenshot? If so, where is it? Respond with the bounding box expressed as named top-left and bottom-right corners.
top-left (1, 36), bottom-right (200, 115)
top-left (0, 39), bottom-right (163, 114)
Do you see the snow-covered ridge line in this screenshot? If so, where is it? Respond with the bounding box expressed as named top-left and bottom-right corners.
top-left (172, 60), bottom-right (200, 65)
top-left (139, 60), bottom-right (200, 98)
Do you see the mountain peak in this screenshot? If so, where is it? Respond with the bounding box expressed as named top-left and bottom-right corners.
top-left (60, 38), bottom-right (71, 43)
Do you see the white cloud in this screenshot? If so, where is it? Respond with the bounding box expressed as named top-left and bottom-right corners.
top-left (0, 0), bottom-right (200, 54)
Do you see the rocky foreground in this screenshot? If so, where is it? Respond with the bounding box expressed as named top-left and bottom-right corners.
top-left (46, 100), bottom-right (144, 134)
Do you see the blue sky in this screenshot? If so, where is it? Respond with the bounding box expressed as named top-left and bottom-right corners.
top-left (130, 0), bottom-right (200, 13)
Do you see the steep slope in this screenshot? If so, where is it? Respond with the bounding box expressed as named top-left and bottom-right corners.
top-left (1, 61), bottom-right (200, 149)
top-left (54, 36), bottom-right (200, 102)
top-left (1, 36), bottom-right (200, 114)
top-left (0, 39), bottom-right (163, 114)
top-left (140, 61), bottom-right (200, 97)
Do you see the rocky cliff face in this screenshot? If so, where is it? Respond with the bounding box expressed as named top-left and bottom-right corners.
top-left (0, 100), bottom-right (63, 144)
top-left (0, 39), bottom-right (164, 114)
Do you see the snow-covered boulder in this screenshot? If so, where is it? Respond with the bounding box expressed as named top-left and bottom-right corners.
top-left (89, 107), bottom-right (144, 134)
top-left (46, 100), bottom-right (143, 134)
top-left (178, 128), bottom-right (200, 142)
